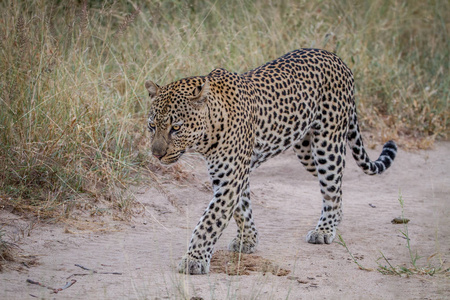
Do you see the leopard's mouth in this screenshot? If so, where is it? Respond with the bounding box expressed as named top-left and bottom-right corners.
top-left (159, 150), bottom-right (186, 165)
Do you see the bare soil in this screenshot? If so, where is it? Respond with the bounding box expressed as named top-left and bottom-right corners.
top-left (1, 142), bottom-right (449, 299)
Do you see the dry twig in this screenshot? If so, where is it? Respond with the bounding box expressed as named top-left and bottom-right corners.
top-left (68, 263), bottom-right (122, 278)
top-left (26, 278), bottom-right (76, 294)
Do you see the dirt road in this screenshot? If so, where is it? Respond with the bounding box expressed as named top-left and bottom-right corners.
top-left (1, 142), bottom-right (449, 299)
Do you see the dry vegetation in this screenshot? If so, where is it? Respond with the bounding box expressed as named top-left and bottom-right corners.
top-left (0, 0), bottom-right (448, 222)
top-left (0, 228), bottom-right (15, 271)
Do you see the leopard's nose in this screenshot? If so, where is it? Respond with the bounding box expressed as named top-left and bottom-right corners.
top-left (152, 141), bottom-right (167, 160)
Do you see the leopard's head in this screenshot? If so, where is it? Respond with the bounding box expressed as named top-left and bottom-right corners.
top-left (145, 76), bottom-right (210, 165)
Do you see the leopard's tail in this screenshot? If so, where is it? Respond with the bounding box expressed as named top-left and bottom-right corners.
top-left (347, 113), bottom-right (397, 175)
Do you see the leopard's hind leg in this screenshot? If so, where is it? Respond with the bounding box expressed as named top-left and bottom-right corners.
top-left (228, 182), bottom-right (259, 253)
top-left (293, 131), bottom-right (318, 177)
top-left (306, 129), bottom-right (345, 244)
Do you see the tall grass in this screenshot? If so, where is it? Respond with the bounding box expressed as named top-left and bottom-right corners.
top-left (0, 0), bottom-right (448, 216)
top-left (0, 0), bottom-right (149, 217)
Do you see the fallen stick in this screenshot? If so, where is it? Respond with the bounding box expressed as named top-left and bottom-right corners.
top-left (59, 280), bottom-right (77, 291)
top-left (74, 264), bottom-right (92, 271)
top-left (26, 279), bottom-right (76, 294)
top-left (74, 264), bottom-right (122, 275)
top-left (26, 279), bottom-right (47, 289)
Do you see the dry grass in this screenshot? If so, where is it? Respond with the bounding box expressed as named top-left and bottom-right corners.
top-left (0, 0), bottom-right (448, 222)
top-left (0, 226), bottom-right (26, 272)
top-left (0, 231), bottom-right (15, 271)
top-left (0, 0), bottom-right (151, 219)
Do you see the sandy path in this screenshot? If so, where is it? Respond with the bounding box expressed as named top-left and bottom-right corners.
top-left (1, 142), bottom-right (449, 299)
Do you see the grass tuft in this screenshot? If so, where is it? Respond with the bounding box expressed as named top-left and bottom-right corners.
top-left (376, 193), bottom-right (449, 276)
top-left (0, 227), bottom-right (16, 271)
top-left (338, 193), bottom-right (449, 277)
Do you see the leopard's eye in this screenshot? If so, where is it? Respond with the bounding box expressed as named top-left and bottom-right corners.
top-left (148, 122), bottom-right (156, 131)
top-left (171, 124), bottom-right (181, 131)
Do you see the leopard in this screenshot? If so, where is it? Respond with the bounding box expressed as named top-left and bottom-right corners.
top-left (145, 48), bottom-right (397, 275)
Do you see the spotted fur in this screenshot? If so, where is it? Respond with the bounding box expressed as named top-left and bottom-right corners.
top-left (145, 48), bottom-right (397, 275)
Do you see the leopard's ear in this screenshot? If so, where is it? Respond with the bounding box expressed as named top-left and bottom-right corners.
top-left (190, 78), bottom-right (210, 107)
top-left (145, 80), bottom-right (160, 99)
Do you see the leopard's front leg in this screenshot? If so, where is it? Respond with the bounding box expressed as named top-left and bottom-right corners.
top-left (178, 169), bottom-right (247, 275)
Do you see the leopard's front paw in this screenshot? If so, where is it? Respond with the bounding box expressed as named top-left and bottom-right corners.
top-left (178, 255), bottom-right (210, 275)
top-left (306, 229), bottom-right (336, 244)
top-left (228, 237), bottom-right (258, 254)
